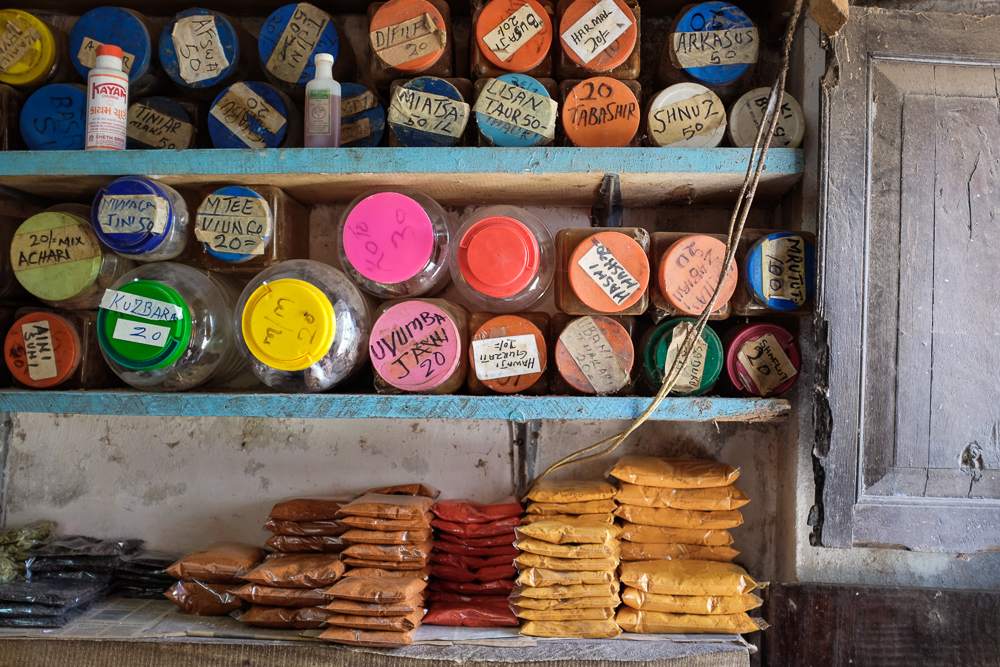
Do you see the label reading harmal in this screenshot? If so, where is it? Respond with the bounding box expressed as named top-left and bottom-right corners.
top-left (561, 0), bottom-right (632, 65)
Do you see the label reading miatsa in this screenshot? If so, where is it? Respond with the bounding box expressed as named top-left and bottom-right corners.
top-left (649, 90), bottom-right (724, 147)
top-left (210, 82), bottom-right (287, 149)
top-left (761, 235), bottom-right (807, 306)
top-left (388, 86), bottom-right (468, 139)
top-left (483, 4), bottom-right (545, 62)
top-left (196, 193), bottom-right (272, 256)
top-left (127, 102), bottom-right (195, 150)
top-left (96, 194), bottom-right (169, 235)
top-left (20, 320), bottom-right (57, 381)
top-left (472, 333), bottom-right (540, 381)
top-left (172, 15), bottom-right (231, 84)
top-left (474, 78), bottom-right (557, 142)
top-left (100, 289), bottom-right (185, 322)
top-left (663, 321), bottom-right (707, 393)
top-left (578, 239), bottom-right (641, 307)
top-left (737, 333), bottom-right (797, 396)
top-left (370, 13), bottom-right (446, 68)
top-left (266, 3), bottom-right (329, 83)
top-left (112, 318), bottom-right (172, 349)
top-left (342, 90), bottom-right (377, 117)
top-left (341, 117), bottom-right (373, 144)
top-left (559, 316), bottom-right (629, 394)
top-left (11, 224), bottom-right (100, 272)
top-left (0, 16), bottom-right (41, 73)
top-left (77, 37), bottom-right (136, 74)
top-left (370, 302), bottom-right (460, 391)
top-left (671, 27), bottom-right (758, 69)
top-left (561, 0), bottom-right (633, 65)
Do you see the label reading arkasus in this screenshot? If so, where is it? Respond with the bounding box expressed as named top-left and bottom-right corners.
top-left (671, 27), bottom-right (758, 69)
top-left (196, 193), bottom-right (272, 256)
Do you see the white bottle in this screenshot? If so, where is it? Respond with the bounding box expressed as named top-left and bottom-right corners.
top-left (305, 53), bottom-right (341, 148)
top-left (86, 44), bottom-right (128, 151)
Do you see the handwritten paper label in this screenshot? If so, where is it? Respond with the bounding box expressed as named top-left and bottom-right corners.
top-left (671, 28), bottom-right (758, 69)
top-left (389, 87), bottom-right (469, 139)
top-left (663, 321), bottom-right (707, 393)
top-left (649, 91), bottom-right (724, 146)
top-left (578, 239), bottom-right (641, 306)
top-left (127, 103), bottom-right (195, 149)
top-left (341, 116), bottom-right (372, 144)
top-left (210, 82), bottom-right (286, 149)
top-left (738, 333), bottom-right (797, 396)
top-left (97, 195), bottom-right (169, 236)
top-left (100, 290), bottom-right (184, 322)
top-left (171, 15), bottom-right (231, 84)
top-left (77, 36), bottom-right (136, 74)
top-left (265, 3), bottom-right (328, 83)
top-left (342, 90), bottom-right (377, 117)
top-left (112, 318), bottom-right (172, 348)
top-left (474, 78), bottom-right (557, 141)
top-left (370, 13), bottom-right (446, 68)
top-left (0, 17), bottom-right (41, 73)
top-left (21, 320), bottom-right (57, 381)
top-left (196, 194), bottom-right (272, 256)
top-left (761, 235), bottom-right (807, 306)
top-left (11, 225), bottom-right (100, 272)
top-left (662, 236), bottom-right (732, 315)
top-left (473, 334), bottom-right (540, 381)
top-left (561, 0), bottom-right (632, 65)
top-left (559, 316), bottom-right (628, 394)
top-left (370, 303), bottom-right (459, 390)
top-left (483, 4), bottom-right (544, 62)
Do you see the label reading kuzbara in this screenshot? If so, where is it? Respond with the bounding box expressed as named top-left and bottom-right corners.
top-left (100, 289), bottom-right (185, 322)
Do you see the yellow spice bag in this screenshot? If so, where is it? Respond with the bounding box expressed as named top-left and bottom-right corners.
top-left (512, 581), bottom-right (619, 599)
top-left (516, 520), bottom-right (620, 544)
top-left (525, 479), bottom-right (617, 503)
top-left (515, 537), bottom-right (619, 560)
top-left (615, 505), bottom-right (744, 529)
top-left (513, 606), bottom-right (616, 621)
top-left (520, 619), bottom-right (622, 638)
top-left (621, 587), bottom-right (762, 614)
top-left (522, 513), bottom-right (615, 525)
top-left (608, 457), bottom-right (739, 488)
top-left (619, 522), bottom-right (734, 546)
top-left (615, 483), bottom-right (750, 511)
top-left (516, 568), bottom-right (617, 587)
top-left (619, 560), bottom-right (757, 596)
top-left (615, 608), bottom-right (766, 634)
top-left (511, 595), bottom-right (622, 610)
top-left (620, 541), bottom-right (739, 562)
top-left (515, 553), bottom-right (620, 571)
top-left (527, 499), bottom-right (618, 515)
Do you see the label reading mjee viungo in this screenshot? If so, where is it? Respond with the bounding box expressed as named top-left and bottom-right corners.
top-left (561, 0), bottom-right (633, 65)
top-left (472, 333), bottom-right (540, 380)
top-left (21, 320), bottom-right (57, 381)
top-left (578, 239), bottom-right (641, 306)
top-left (761, 235), bottom-right (806, 305)
top-left (196, 194), bottom-right (272, 256)
top-left (737, 333), bottom-right (796, 396)
top-left (663, 321), bottom-right (707, 393)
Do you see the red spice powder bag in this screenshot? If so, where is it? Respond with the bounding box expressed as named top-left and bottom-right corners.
top-left (232, 583), bottom-right (333, 608)
top-left (425, 592), bottom-right (513, 605)
top-left (241, 554), bottom-right (345, 588)
top-left (431, 516), bottom-right (521, 538)
top-left (427, 579), bottom-right (514, 595)
top-left (265, 535), bottom-right (348, 554)
top-left (432, 551), bottom-right (514, 570)
top-left (433, 541), bottom-right (519, 557)
top-left (423, 601), bottom-right (519, 627)
top-left (268, 498), bottom-right (351, 522)
top-left (166, 581), bottom-right (243, 616)
top-left (318, 626), bottom-right (416, 647)
top-left (431, 564), bottom-right (517, 583)
top-left (166, 543), bottom-right (266, 584)
top-left (431, 496), bottom-right (523, 523)
top-left (237, 605), bottom-right (333, 629)
top-left (264, 518), bottom-right (348, 537)
top-left (437, 532), bottom-right (516, 548)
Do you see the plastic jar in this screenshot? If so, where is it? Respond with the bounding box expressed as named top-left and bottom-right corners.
top-left (368, 0), bottom-right (453, 87)
top-left (468, 312), bottom-right (549, 394)
top-left (741, 232), bottom-right (815, 312)
top-left (561, 77), bottom-right (641, 147)
top-left (472, 0), bottom-right (554, 79)
top-left (556, 0), bottom-right (639, 79)
top-left (640, 317), bottom-right (722, 396)
top-left (207, 81), bottom-right (301, 149)
top-left (0, 218), bottom-right (27, 302)
top-left (554, 315), bottom-right (634, 395)
top-left (1, 84), bottom-right (23, 151)
top-left (11, 205), bottom-right (134, 310)
top-left (340, 82), bottom-right (386, 147)
top-left (647, 84), bottom-right (726, 148)
top-left (126, 97), bottom-right (198, 150)
top-left (20, 83), bottom-right (86, 150)
top-left (727, 88), bottom-right (805, 149)
top-left (369, 298), bottom-right (468, 394)
top-left (473, 74), bottom-right (558, 147)
top-left (654, 233), bottom-right (738, 319)
top-left (4, 309), bottom-right (116, 389)
top-left (0, 9), bottom-right (70, 89)
top-left (337, 188), bottom-right (452, 299)
top-left (556, 228), bottom-right (650, 316)
top-left (69, 7), bottom-right (162, 97)
top-left (258, 3), bottom-right (356, 94)
top-left (450, 206), bottom-right (555, 313)
top-left (97, 263), bottom-right (252, 392)
top-left (236, 260), bottom-right (372, 393)
top-left (387, 76), bottom-right (470, 148)
top-left (92, 177), bottom-right (190, 262)
top-left (724, 323), bottom-right (800, 397)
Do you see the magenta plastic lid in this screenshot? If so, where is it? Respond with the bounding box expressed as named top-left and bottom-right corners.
top-left (724, 323), bottom-right (801, 397)
top-left (458, 216), bottom-right (540, 298)
top-left (342, 192), bottom-right (435, 284)
top-left (369, 301), bottom-right (462, 392)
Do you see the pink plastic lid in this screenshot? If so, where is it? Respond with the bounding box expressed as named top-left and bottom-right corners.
top-left (369, 301), bottom-right (462, 391)
top-left (458, 216), bottom-right (540, 298)
top-left (342, 192), bottom-right (435, 284)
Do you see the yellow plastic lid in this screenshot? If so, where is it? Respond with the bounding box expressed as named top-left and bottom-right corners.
top-left (241, 278), bottom-right (336, 372)
top-left (0, 10), bottom-right (57, 87)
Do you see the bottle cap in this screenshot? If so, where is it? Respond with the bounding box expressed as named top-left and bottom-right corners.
top-left (470, 314), bottom-right (546, 394)
top-left (20, 84), bottom-right (88, 151)
top-left (97, 281), bottom-right (193, 371)
top-left (370, 0), bottom-right (447, 72)
top-left (315, 53), bottom-right (335, 65)
top-left (5, 312), bottom-right (81, 388)
top-left (474, 74), bottom-right (556, 148)
top-left (388, 76), bottom-right (467, 148)
top-left (370, 300), bottom-right (462, 391)
top-left (341, 192), bottom-right (435, 285)
top-left (744, 232), bottom-right (815, 310)
top-left (476, 0), bottom-right (553, 73)
top-left (340, 82), bottom-right (387, 148)
top-left (0, 10), bottom-right (58, 87)
top-left (258, 4), bottom-right (339, 87)
top-left (647, 83), bottom-right (726, 148)
top-left (459, 216), bottom-right (539, 299)
top-left (728, 88), bottom-right (805, 149)
top-left (96, 44), bottom-right (123, 59)
top-left (207, 81), bottom-right (290, 149)
top-left (241, 278), bottom-right (336, 372)
top-left (562, 77), bottom-right (639, 147)
top-left (69, 7), bottom-right (153, 80)
top-left (92, 176), bottom-right (174, 255)
top-left (159, 9), bottom-right (239, 90)
top-left (10, 211), bottom-right (102, 302)
top-left (555, 315), bottom-right (633, 394)
top-left (659, 235), bottom-right (738, 315)
top-left (650, 318), bottom-right (723, 396)
top-left (671, 1), bottom-right (757, 87)
top-left (568, 231), bottom-right (649, 313)
top-left (559, 0), bottom-right (637, 72)
top-left (724, 323), bottom-right (800, 397)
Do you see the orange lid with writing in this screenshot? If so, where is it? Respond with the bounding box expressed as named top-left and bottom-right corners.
top-left (555, 315), bottom-right (633, 394)
top-left (469, 314), bottom-right (546, 393)
top-left (370, 0), bottom-right (447, 72)
top-left (476, 0), bottom-right (553, 73)
top-left (659, 235), bottom-right (738, 315)
top-left (562, 77), bottom-right (639, 147)
top-left (4, 312), bottom-right (81, 388)
top-left (568, 231), bottom-right (649, 313)
top-left (559, 0), bottom-right (636, 72)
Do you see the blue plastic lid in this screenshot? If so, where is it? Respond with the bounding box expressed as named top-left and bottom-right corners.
top-left (20, 84), bottom-right (87, 150)
top-left (673, 2), bottom-right (756, 87)
top-left (744, 232), bottom-right (815, 310)
top-left (126, 96), bottom-right (196, 150)
top-left (159, 8), bottom-right (240, 90)
top-left (258, 3), bottom-right (340, 89)
top-left (69, 7), bottom-right (153, 83)
top-left (207, 81), bottom-right (290, 149)
top-left (196, 186), bottom-right (273, 263)
top-left (340, 82), bottom-right (385, 148)
top-left (389, 76), bottom-right (467, 148)
top-left (92, 176), bottom-right (175, 255)
top-left (475, 74), bottom-right (553, 148)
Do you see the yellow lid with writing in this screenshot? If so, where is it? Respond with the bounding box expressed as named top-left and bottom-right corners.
top-left (241, 278), bottom-right (336, 372)
top-left (0, 10), bottom-right (58, 87)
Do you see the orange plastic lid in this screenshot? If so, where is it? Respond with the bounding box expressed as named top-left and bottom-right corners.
top-left (476, 0), bottom-right (553, 73)
top-left (458, 216), bottom-right (540, 298)
top-left (4, 312), bottom-right (81, 388)
top-left (559, 0), bottom-right (636, 72)
top-left (562, 77), bottom-right (639, 147)
top-left (659, 235), bottom-right (738, 315)
top-left (469, 314), bottom-right (547, 393)
top-left (556, 315), bottom-right (633, 394)
top-left (568, 231), bottom-right (650, 313)
top-left (370, 0), bottom-right (447, 72)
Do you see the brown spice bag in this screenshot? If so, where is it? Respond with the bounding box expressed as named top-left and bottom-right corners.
top-left (325, 576), bottom-right (427, 603)
top-left (237, 605), bottom-right (333, 628)
top-left (324, 608), bottom-right (425, 631)
top-left (340, 513), bottom-right (434, 531)
top-left (343, 565), bottom-right (432, 580)
top-left (615, 483), bottom-right (750, 510)
top-left (325, 595), bottom-right (424, 617)
top-left (318, 626), bottom-right (416, 647)
top-left (607, 456), bottom-right (740, 488)
top-left (619, 522), bottom-right (735, 546)
top-left (343, 557), bottom-right (431, 570)
top-left (264, 518), bottom-right (349, 536)
top-left (515, 537), bottom-right (619, 559)
top-left (166, 543), bottom-right (266, 584)
top-left (516, 521), bottom-right (620, 545)
top-left (363, 483), bottom-right (440, 498)
top-left (525, 479), bottom-right (617, 503)
top-left (620, 542), bottom-right (740, 562)
top-left (232, 583), bottom-right (334, 608)
top-left (514, 553), bottom-right (620, 571)
top-left (265, 535), bottom-right (348, 554)
top-left (341, 540), bottom-right (433, 562)
top-left (269, 498), bottom-right (351, 521)
top-left (621, 588), bottom-right (762, 614)
top-left (515, 568), bottom-right (617, 587)
top-left (241, 554), bottom-right (345, 588)
top-left (526, 499), bottom-right (618, 515)
top-left (513, 606), bottom-right (616, 621)
top-left (619, 560), bottom-right (758, 596)
top-left (615, 505), bottom-right (744, 529)
top-left (615, 608), bottom-right (767, 634)
top-left (165, 581), bottom-right (242, 615)
top-left (338, 494), bottom-right (434, 520)
top-left (521, 513), bottom-right (615, 525)
top-left (520, 619), bottom-right (621, 638)
top-left (512, 581), bottom-right (619, 599)
top-left (341, 528), bottom-right (433, 545)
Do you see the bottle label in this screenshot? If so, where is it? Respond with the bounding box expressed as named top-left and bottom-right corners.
top-left (559, 316), bottom-right (629, 394)
top-left (341, 116), bottom-right (372, 145)
top-left (369, 302), bottom-right (461, 391)
top-left (483, 4), bottom-right (545, 62)
top-left (649, 90), bottom-right (725, 147)
top-left (11, 222), bottom-right (100, 272)
top-left (86, 72), bottom-right (128, 150)
top-left (577, 239), bottom-right (641, 307)
top-left (265, 3), bottom-right (329, 84)
top-left (307, 89), bottom-right (332, 135)
top-left (0, 16), bottom-right (41, 73)
top-left (20, 320), bottom-right (58, 381)
top-left (127, 102), bottom-right (196, 150)
top-left (100, 289), bottom-right (185, 322)
top-left (342, 90), bottom-right (377, 117)
top-left (112, 318), bottom-right (172, 349)
top-left (388, 87), bottom-right (468, 139)
top-left (474, 78), bottom-right (557, 142)
top-left (96, 194), bottom-right (169, 235)
top-left (671, 27), bottom-right (758, 70)
top-left (663, 321), bottom-right (707, 393)
top-left (472, 333), bottom-right (540, 381)
top-left (561, 0), bottom-right (633, 65)
top-left (195, 193), bottom-right (272, 256)
top-left (171, 15), bottom-right (231, 84)
top-left (761, 235), bottom-right (807, 306)
top-left (370, 13), bottom-right (446, 68)
top-left (210, 82), bottom-right (286, 149)
top-left (737, 333), bottom-right (797, 396)
top-left (76, 37), bottom-right (135, 74)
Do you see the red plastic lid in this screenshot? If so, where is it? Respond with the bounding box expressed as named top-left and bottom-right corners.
top-left (96, 44), bottom-right (123, 59)
top-left (458, 216), bottom-right (540, 298)
top-left (4, 312), bottom-right (81, 388)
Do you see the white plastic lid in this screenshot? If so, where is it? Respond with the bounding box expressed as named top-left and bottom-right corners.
top-left (315, 53), bottom-right (335, 65)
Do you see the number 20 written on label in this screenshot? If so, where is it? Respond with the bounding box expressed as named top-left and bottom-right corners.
top-left (113, 319), bottom-right (171, 348)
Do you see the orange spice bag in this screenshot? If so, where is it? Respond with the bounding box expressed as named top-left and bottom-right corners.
top-left (621, 588), bottom-right (762, 614)
top-left (241, 554), bottom-right (345, 588)
top-left (166, 543), bottom-right (266, 584)
top-left (516, 520), bottom-right (620, 545)
top-left (619, 522), bottom-right (734, 546)
top-left (319, 626), bottom-right (416, 647)
top-left (524, 479), bottom-right (617, 503)
top-left (619, 560), bottom-right (758, 596)
top-left (615, 505), bottom-right (744, 529)
top-left (620, 542), bottom-right (740, 562)
top-left (615, 483), bottom-right (750, 510)
top-left (615, 608), bottom-right (767, 634)
top-left (607, 456), bottom-right (739, 488)
top-left (520, 619), bottom-right (621, 638)
top-left (526, 499), bottom-right (618, 515)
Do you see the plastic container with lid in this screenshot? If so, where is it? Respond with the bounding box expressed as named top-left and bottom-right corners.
top-left (195, 185), bottom-right (309, 276)
top-left (724, 322), bottom-right (800, 397)
top-left (338, 188), bottom-right (452, 299)
top-left (555, 228), bottom-right (650, 316)
top-left (127, 97), bottom-right (198, 150)
top-left (646, 83), bottom-right (726, 148)
top-left (207, 81), bottom-right (301, 149)
top-left (69, 6), bottom-right (162, 97)
top-left (11, 205), bottom-right (134, 310)
top-left (97, 263), bottom-right (254, 392)
top-left (387, 76), bottom-right (471, 147)
top-left (340, 82), bottom-right (386, 147)
top-left (92, 176), bottom-right (190, 263)
top-left (369, 298), bottom-right (468, 394)
top-left (259, 3), bottom-right (356, 95)
top-left (727, 88), bottom-right (804, 149)
top-left (640, 317), bottom-right (722, 396)
top-left (4, 309), bottom-right (117, 389)
top-left (473, 73), bottom-right (558, 147)
top-left (553, 314), bottom-right (634, 395)
top-left (0, 9), bottom-right (70, 89)
top-left (450, 206), bottom-right (554, 313)
top-left (556, 0), bottom-right (639, 80)
top-left (560, 77), bottom-right (640, 147)
top-left (472, 0), bottom-right (554, 79)
top-left (368, 0), bottom-right (453, 87)
top-left (652, 232), bottom-right (737, 321)
top-left (468, 312), bottom-right (549, 394)
top-left (235, 260), bottom-right (372, 393)
top-left (20, 83), bottom-right (86, 150)
top-left (736, 231), bottom-right (815, 314)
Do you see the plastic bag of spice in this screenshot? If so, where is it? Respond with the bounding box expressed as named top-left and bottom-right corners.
top-left (526, 499), bottom-right (617, 515)
top-left (615, 483), bottom-right (750, 511)
top-left (324, 608), bottom-right (425, 631)
top-left (615, 608), bottom-right (767, 634)
top-left (0, 521), bottom-right (57, 554)
top-left (437, 532), bottom-right (516, 548)
top-left (268, 498), bottom-right (351, 522)
top-left (515, 538), bottom-right (619, 560)
top-left (525, 479), bottom-right (616, 503)
top-left (607, 457), bottom-right (740, 488)
top-left (325, 596), bottom-right (425, 616)
top-left (515, 568), bottom-right (617, 587)
top-left (516, 521), bottom-right (620, 545)
top-left (343, 565), bottom-right (432, 580)
top-left (431, 497), bottom-right (523, 523)
top-left (428, 578), bottom-right (513, 595)
top-left (511, 581), bottom-right (619, 599)
top-left (26, 536), bottom-right (144, 558)
top-left (319, 625), bottom-right (416, 647)
top-left (341, 541), bottom-right (433, 562)
top-left (430, 516), bottom-right (520, 538)
top-left (166, 543), bottom-right (266, 584)
top-left (434, 541), bottom-right (518, 557)
top-left (0, 607), bottom-right (90, 628)
top-left (0, 555), bottom-right (23, 584)
top-left (620, 542), bottom-right (740, 562)
top-left (235, 604), bottom-right (333, 629)
top-left (241, 554), bottom-right (345, 588)
top-left (510, 595), bottom-right (621, 610)
top-left (521, 513), bottom-right (614, 525)
top-left (165, 581), bottom-right (243, 615)
top-left (432, 552), bottom-right (513, 570)
top-left (621, 588), bottom-right (762, 614)
top-left (615, 505), bottom-right (744, 530)
top-left (363, 483), bottom-right (440, 499)
top-left (431, 564), bottom-right (516, 583)
top-left (338, 494), bottom-right (434, 520)
top-left (619, 523), bottom-right (735, 546)
top-left (264, 518), bottom-right (349, 536)
top-left (232, 583), bottom-right (333, 608)
top-left (265, 535), bottom-right (348, 554)
top-left (520, 619), bottom-right (621, 638)
top-left (425, 591), bottom-right (510, 605)
top-left (619, 560), bottom-right (758, 596)
top-left (512, 606), bottom-right (616, 621)
top-left (325, 576), bottom-right (426, 603)
top-left (514, 553), bottom-right (620, 571)
top-left (423, 601), bottom-right (519, 627)
top-left (343, 557), bottom-right (431, 571)
top-left (26, 555), bottom-right (119, 575)
top-left (340, 514), bottom-right (433, 531)
top-left (341, 528), bottom-right (432, 545)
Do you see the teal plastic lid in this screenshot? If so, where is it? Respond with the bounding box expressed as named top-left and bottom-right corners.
top-left (97, 280), bottom-right (192, 371)
top-left (649, 317), bottom-right (723, 396)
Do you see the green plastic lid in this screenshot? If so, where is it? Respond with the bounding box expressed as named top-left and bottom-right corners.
top-left (650, 318), bottom-right (723, 396)
top-left (97, 280), bottom-right (192, 371)
top-left (11, 211), bottom-right (103, 301)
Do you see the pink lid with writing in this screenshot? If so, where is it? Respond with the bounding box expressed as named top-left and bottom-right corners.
top-left (342, 192), bottom-right (435, 284)
top-left (369, 301), bottom-right (462, 391)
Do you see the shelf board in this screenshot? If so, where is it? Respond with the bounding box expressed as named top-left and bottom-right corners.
top-left (0, 147), bottom-right (803, 207)
top-left (0, 390), bottom-right (789, 421)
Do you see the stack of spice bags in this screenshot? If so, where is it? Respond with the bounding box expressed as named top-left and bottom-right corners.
top-left (512, 480), bottom-right (622, 639)
top-left (264, 497), bottom-right (351, 554)
top-left (234, 552), bottom-right (345, 629)
top-left (319, 485), bottom-right (436, 647)
top-left (166, 543), bottom-right (266, 616)
top-left (423, 496), bottom-right (522, 627)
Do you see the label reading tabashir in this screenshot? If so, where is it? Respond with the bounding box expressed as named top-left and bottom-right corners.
top-left (472, 334), bottom-right (540, 380)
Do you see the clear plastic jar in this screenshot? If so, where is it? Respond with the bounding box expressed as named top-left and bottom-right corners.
top-left (11, 205), bottom-right (134, 310)
top-left (4, 308), bottom-right (117, 389)
top-left (450, 206), bottom-right (554, 313)
top-left (639, 317), bottom-right (722, 396)
top-left (92, 176), bottom-right (190, 262)
top-left (97, 263), bottom-right (253, 392)
top-left (235, 260), bottom-right (372, 393)
top-left (555, 228), bottom-right (650, 316)
top-left (337, 188), bottom-right (452, 299)
top-left (0, 217), bottom-right (28, 301)
top-left (467, 312), bottom-right (549, 394)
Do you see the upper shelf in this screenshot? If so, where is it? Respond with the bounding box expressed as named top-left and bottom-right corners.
top-left (0, 147), bottom-right (804, 207)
